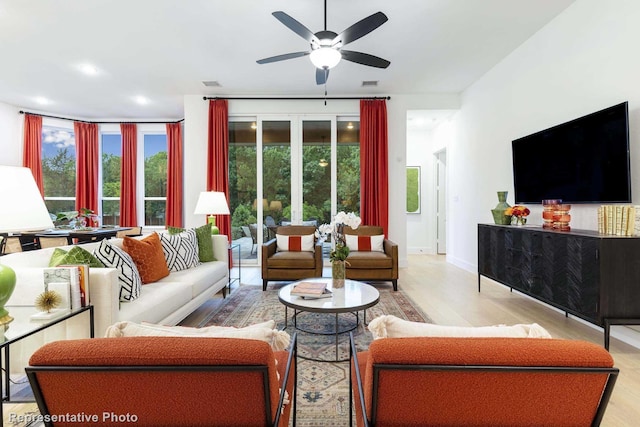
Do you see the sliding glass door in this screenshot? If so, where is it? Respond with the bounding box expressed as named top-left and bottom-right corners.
top-left (229, 115), bottom-right (359, 264)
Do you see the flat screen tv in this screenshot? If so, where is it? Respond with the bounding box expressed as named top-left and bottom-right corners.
top-left (512, 101), bottom-right (631, 204)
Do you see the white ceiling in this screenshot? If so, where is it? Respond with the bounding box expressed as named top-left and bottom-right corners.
top-left (0, 0), bottom-right (574, 120)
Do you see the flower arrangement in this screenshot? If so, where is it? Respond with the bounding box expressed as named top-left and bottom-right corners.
top-left (317, 211), bottom-right (362, 261)
top-left (505, 205), bottom-right (530, 225)
top-left (55, 208), bottom-right (99, 229)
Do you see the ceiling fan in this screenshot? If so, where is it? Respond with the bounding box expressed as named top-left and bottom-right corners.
top-left (256, 0), bottom-right (390, 85)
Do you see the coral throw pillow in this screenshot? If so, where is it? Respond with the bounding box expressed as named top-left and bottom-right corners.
top-left (276, 234), bottom-right (314, 252)
top-left (345, 234), bottom-right (384, 252)
top-left (122, 232), bottom-right (170, 284)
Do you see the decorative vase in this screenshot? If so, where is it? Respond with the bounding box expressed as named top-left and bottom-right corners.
top-left (542, 199), bottom-right (562, 229)
top-left (332, 260), bottom-right (346, 288)
top-left (491, 191), bottom-right (512, 225)
top-left (0, 264), bottom-right (17, 327)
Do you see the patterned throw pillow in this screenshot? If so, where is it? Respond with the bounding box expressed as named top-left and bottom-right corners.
top-left (49, 246), bottom-right (105, 268)
top-left (276, 234), bottom-right (315, 252)
top-left (122, 233), bottom-right (170, 284)
top-left (169, 223), bottom-right (215, 262)
top-left (93, 240), bottom-right (142, 302)
top-left (159, 229), bottom-right (200, 272)
top-left (345, 234), bottom-right (384, 252)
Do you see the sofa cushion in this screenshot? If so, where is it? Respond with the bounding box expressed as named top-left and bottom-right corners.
top-left (159, 229), bottom-right (200, 272)
top-left (169, 224), bottom-right (215, 262)
top-left (49, 246), bottom-right (105, 268)
top-left (276, 234), bottom-right (314, 252)
top-left (346, 234), bottom-right (384, 252)
top-left (368, 315), bottom-right (552, 339)
top-left (123, 233), bottom-right (170, 284)
top-left (104, 320), bottom-right (291, 351)
top-left (93, 240), bottom-right (142, 302)
top-left (119, 280), bottom-right (192, 325)
top-left (346, 251), bottom-right (393, 269)
top-left (267, 251), bottom-right (316, 268)
top-left (157, 260), bottom-right (228, 298)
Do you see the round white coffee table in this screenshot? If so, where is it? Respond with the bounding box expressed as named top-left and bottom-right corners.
top-left (278, 277), bottom-right (380, 361)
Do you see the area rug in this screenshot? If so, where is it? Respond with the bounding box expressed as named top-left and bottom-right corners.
top-left (195, 283), bottom-right (432, 426)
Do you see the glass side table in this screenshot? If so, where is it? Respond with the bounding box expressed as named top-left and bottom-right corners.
top-left (1, 305), bottom-right (94, 420)
top-left (228, 243), bottom-right (241, 296)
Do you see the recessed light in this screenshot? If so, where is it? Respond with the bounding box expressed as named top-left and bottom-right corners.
top-left (35, 96), bottom-right (50, 105)
top-left (347, 122), bottom-right (354, 129)
top-left (78, 63), bottom-right (98, 75)
top-left (134, 96), bottom-right (149, 105)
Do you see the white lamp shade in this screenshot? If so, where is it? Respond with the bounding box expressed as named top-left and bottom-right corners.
top-left (0, 166), bottom-right (54, 232)
top-left (310, 47), bottom-right (342, 69)
top-left (194, 191), bottom-right (230, 215)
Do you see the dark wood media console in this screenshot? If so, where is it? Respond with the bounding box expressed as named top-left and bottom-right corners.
top-left (478, 224), bottom-right (640, 349)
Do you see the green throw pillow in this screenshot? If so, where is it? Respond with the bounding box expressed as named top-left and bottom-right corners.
top-left (168, 223), bottom-right (215, 262)
top-left (49, 246), bottom-right (105, 268)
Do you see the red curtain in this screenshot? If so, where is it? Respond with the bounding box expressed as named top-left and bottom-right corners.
top-left (166, 122), bottom-right (183, 228)
top-left (206, 100), bottom-right (231, 241)
top-left (74, 122), bottom-right (99, 212)
top-left (120, 123), bottom-right (138, 226)
top-left (360, 99), bottom-right (389, 235)
top-left (22, 114), bottom-right (44, 196)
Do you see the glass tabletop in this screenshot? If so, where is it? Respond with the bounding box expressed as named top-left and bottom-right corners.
top-left (1, 305), bottom-right (92, 346)
top-left (278, 277), bottom-right (380, 313)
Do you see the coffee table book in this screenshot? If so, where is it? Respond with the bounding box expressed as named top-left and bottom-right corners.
top-left (290, 281), bottom-right (329, 298)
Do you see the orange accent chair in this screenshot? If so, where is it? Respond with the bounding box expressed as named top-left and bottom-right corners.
top-left (350, 333), bottom-right (618, 427)
top-left (262, 225), bottom-right (323, 291)
top-left (343, 225), bottom-right (398, 291)
top-left (27, 334), bottom-right (297, 427)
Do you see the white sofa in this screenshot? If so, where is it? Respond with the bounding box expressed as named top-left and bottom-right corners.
top-left (1, 234), bottom-right (229, 372)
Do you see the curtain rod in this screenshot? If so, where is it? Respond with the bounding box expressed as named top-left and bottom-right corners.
top-left (202, 96), bottom-right (391, 101)
top-left (19, 110), bottom-right (184, 125)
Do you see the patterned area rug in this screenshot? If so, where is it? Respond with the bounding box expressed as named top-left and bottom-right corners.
top-left (197, 283), bottom-right (432, 427)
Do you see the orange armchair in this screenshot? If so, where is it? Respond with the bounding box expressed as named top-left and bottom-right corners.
top-left (262, 225), bottom-right (323, 291)
top-left (27, 334), bottom-right (297, 427)
top-left (350, 333), bottom-right (618, 427)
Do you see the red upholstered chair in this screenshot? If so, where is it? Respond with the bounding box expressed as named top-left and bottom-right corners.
top-left (27, 335), bottom-right (297, 427)
top-left (262, 225), bottom-right (323, 291)
top-left (350, 333), bottom-right (618, 427)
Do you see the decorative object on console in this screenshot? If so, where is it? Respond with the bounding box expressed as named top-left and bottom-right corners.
top-left (194, 191), bottom-right (230, 235)
top-left (0, 166), bottom-right (55, 328)
top-left (597, 205), bottom-right (638, 236)
top-left (491, 191), bottom-right (512, 225)
top-left (553, 204), bottom-right (572, 231)
top-left (505, 205), bottom-right (530, 226)
top-left (542, 199), bottom-right (562, 229)
top-left (318, 211), bottom-right (361, 288)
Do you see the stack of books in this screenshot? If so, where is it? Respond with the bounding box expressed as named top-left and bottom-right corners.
top-left (290, 281), bottom-right (332, 299)
top-left (598, 205), bottom-right (640, 236)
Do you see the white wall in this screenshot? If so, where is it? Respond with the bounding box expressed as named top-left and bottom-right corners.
top-left (448, 0), bottom-right (640, 347)
top-left (0, 101), bottom-right (23, 166)
top-left (183, 94), bottom-right (461, 268)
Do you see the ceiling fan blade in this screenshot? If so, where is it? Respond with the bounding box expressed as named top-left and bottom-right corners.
top-left (272, 11), bottom-right (320, 44)
top-left (341, 50), bottom-right (390, 68)
top-left (316, 68), bottom-right (329, 85)
top-left (332, 12), bottom-right (388, 46)
top-left (257, 51), bottom-right (310, 64)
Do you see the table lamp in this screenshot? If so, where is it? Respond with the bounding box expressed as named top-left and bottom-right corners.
top-left (194, 191), bottom-right (230, 235)
top-left (0, 166), bottom-right (55, 328)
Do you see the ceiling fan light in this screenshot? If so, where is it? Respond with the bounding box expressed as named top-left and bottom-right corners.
top-left (310, 47), bottom-right (341, 69)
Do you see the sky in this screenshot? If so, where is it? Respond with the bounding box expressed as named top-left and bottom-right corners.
top-left (42, 126), bottom-right (166, 159)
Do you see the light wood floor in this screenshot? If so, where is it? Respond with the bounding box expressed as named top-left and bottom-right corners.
top-left (192, 254), bottom-right (640, 427)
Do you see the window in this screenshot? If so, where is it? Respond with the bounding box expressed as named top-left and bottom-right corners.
top-left (143, 134), bottom-right (168, 226)
top-left (42, 125), bottom-right (76, 214)
top-left (101, 134), bottom-right (122, 226)
top-left (99, 126), bottom-right (167, 227)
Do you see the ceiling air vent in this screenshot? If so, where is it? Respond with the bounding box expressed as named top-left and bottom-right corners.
top-left (202, 81), bottom-right (222, 87)
top-left (362, 80), bottom-right (378, 87)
